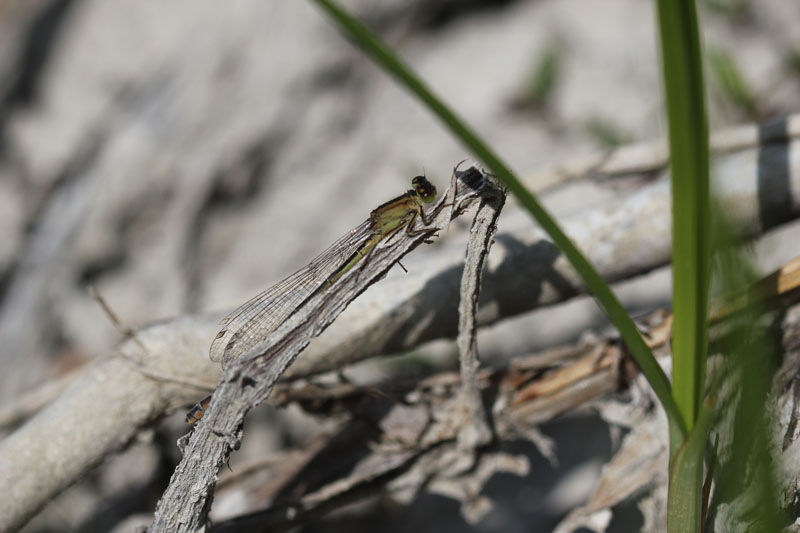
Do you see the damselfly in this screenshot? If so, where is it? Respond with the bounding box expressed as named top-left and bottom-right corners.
top-left (187, 176), bottom-right (437, 424)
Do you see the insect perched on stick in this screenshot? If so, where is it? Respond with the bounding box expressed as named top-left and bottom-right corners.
top-left (187, 175), bottom-right (438, 424)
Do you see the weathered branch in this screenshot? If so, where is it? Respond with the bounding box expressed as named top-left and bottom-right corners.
top-left (0, 315), bottom-right (220, 532)
top-left (456, 181), bottom-right (505, 450)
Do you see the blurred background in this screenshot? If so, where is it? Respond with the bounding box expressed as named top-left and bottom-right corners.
top-left (0, 0), bottom-right (798, 531)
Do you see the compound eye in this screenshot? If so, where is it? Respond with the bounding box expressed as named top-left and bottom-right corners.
top-left (412, 175), bottom-right (437, 202)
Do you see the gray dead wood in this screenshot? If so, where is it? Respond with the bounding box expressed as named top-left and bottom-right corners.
top-left (455, 181), bottom-right (506, 452)
top-left (0, 314), bottom-right (221, 532)
top-left (532, 115), bottom-right (800, 192)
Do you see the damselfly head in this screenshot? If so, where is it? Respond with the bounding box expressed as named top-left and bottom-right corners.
top-left (412, 175), bottom-right (436, 203)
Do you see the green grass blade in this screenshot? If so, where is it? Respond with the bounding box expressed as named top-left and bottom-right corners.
top-left (706, 220), bottom-right (786, 530)
top-left (520, 44), bottom-right (562, 109)
top-left (655, 0), bottom-right (710, 433)
top-left (667, 399), bottom-right (713, 532)
top-left (709, 48), bottom-right (758, 118)
top-left (311, 0), bottom-right (685, 437)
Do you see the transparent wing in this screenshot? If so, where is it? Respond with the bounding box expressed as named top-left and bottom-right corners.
top-left (210, 219), bottom-right (373, 365)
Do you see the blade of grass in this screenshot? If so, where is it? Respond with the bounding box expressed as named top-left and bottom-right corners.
top-left (708, 48), bottom-right (758, 119)
top-left (521, 44), bottom-right (561, 109)
top-left (311, 0), bottom-right (685, 437)
top-left (655, 0), bottom-right (710, 434)
top-left (656, 0), bottom-right (711, 528)
top-left (705, 219), bottom-right (786, 531)
top-left (667, 398), bottom-right (713, 532)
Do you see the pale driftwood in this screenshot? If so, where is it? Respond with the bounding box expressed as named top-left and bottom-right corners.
top-left (0, 370), bottom-right (79, 429)
top-left (532, 114), bottom-right (800, 192)
top-left (0, 314), bottom-right (221, 532)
